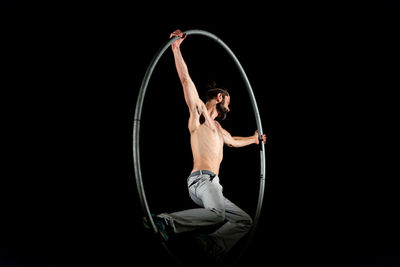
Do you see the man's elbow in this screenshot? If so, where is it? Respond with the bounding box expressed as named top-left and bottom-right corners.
top-left (226, 142), bottom-right (236, 148)
top-left (181, 77), bottom-right (194, 88)
top-left (180, 77), bottom-right (188, 85)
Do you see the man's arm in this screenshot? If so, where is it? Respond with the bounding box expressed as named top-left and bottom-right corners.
top-left (170, 29), bottom-right (201, 113)
top-left (219, 125), bottom-right (267, 148)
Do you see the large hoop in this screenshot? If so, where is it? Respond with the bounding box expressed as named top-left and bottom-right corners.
top-left (133, 29), bottom-right (266, 264)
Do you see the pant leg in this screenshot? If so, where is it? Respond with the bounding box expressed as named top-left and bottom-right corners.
top-left (209, 198), bottom-right (253, 252)
top-left (157, 174), bottom-right (226, 234)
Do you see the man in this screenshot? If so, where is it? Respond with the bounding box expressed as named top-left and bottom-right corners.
top-left (151, 29), bottom-right (267, 260)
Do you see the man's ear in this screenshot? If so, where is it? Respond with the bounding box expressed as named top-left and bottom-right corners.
top-left (216, 93), bottom-right (223, 103)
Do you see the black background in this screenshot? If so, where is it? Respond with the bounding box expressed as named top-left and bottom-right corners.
top-left (2, 10), bottom-right (399, 267)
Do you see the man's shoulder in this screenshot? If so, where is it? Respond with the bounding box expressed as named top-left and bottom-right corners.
top-left (214, 120), bottom-right (222, 128)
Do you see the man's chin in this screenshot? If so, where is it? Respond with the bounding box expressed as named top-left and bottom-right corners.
top-left (217, 113), bottom-right (227, 121)
top-left (216, 104), bottom-right (228, 121)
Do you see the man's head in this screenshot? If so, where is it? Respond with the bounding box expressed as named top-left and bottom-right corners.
top-left (205, 88), bottom-right (230, 120)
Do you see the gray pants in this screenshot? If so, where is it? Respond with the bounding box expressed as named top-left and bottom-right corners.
top-left (158, 170), bottom-right (253, 252)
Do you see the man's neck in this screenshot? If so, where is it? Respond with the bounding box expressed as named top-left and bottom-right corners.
top-left (206, 101), bottom-right (218, 120)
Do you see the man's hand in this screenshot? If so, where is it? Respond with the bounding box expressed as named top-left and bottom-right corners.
top-left (254, 130), bottom-right (267, 145)
top-left (170, 29), bottom-right (187, 49)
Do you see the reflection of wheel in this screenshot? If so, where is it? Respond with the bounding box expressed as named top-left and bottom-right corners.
top-left (133, 29), bottom-right (266, 266)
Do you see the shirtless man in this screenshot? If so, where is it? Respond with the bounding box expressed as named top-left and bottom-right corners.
top-left (153, 29), bottom-right (267, 259)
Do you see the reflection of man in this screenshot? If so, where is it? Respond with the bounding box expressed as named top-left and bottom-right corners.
top-left (150, 29), bottom-right (266, 260)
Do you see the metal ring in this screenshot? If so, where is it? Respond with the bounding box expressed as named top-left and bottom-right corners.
top-left (133, 29), bottom-right (266, 265)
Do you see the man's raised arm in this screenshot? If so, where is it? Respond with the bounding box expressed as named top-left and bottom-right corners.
top-left (170, 29), bottom-right (200, 113)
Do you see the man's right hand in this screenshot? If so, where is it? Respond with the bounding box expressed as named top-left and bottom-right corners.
top-left (170, 29), bottom-right (187, 49)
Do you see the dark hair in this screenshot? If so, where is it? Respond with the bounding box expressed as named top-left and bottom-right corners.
top-left (204, 82), bottom-right (229, 102)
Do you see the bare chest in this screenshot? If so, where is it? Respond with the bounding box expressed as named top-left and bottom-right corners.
top-left (193, 123), bottom-right (224, 149)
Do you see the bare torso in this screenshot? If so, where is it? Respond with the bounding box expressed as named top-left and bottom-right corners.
top-left (189, 102), bottom-right (224, 175)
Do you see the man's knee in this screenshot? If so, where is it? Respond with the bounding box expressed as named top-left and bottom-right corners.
top-left (240, 214), bottom-right (253, 230)
top-left (246, 215), bottom-right (253, 227)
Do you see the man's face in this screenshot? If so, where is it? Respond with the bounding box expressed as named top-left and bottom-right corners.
top-left (216, 95), bottom-right (230, 121)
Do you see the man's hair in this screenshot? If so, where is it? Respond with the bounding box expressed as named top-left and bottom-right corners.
top-left (204, 82), bottom-right (229, 102)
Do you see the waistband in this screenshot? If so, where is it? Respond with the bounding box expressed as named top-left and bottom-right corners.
top-left (188, 170), bottom-right (216, 178)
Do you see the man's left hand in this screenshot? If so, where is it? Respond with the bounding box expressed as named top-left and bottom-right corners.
top-left (254, 130), bottom-right (267, 145)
